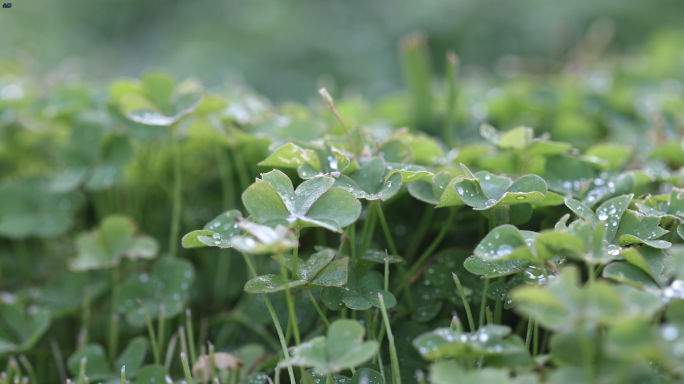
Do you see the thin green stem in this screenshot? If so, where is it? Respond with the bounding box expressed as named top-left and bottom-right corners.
top-left (494, 276), bottom-right (504, 324)
top-left (292, 228), bottom-right (301, 281)
top-left (157, 307), bottom-right (166, 363)
top-left (451, 315), bottom-right (464, 333)
top-left (241, 253), bottom-right (296, 384)
top-left (230, 143), bottom-right (251, 192)
top-left (215, 144), bottom-right (235, 209)
top-left (453, 274), bottom-right (476, 332)
top-left (78, 357), bottom-right (86, 384)
top-left (376, 202), bottom-right (414, 310)
top-left (533, 319), bottom-right (539, 357)
top-left (179, 326), bottom-right (189, 365)
top-left (349, 224), bottom-right (357, 262)
top-left (486, 209), bottom-right (496, 231)
top-left (164, 333), bottom-right (178, 372)
top-left (18, 356), bottom-right (36, 384)
top-left (169, 127), bottom-right (183, 258)
top-left (405, 205), bottom-right (435, 263)
top-left (360, 203), bottom-right (378, 253)
top-left (180, 352), bottom-right (194, 384)
top-left (138, 300), bottom-right (161, 365)
top-left (108, 313), bottom-right (119, 366)
top-left (407, 207), bottom-right (458, 279)
top-left (208, 342), bottom-right (218, 380)
top-left (587, 262), bottom-right (596, 284)
top-left (443, 51), bottom-right (459, 147)
top-left (305, 288), bottom-right (330, 328)
top-left (525, 318), bottom-right (533, 350)
top-left (326, 373), bottom-right (333, 384)
top-left (279, 259), bottom-right (301, 345)
top-left (485, 307), bottom-right (493, 325)
top-left (578, 328), bottom-right (596, 384)
top-left (378, 293), bottom-right (402, 384)
top-left (214, 253), bottom-right (231, 312)
top-left (120, 366), bottom-right (125, 384)
top-left (479, 278), bottom-right (490, 329)
top-left (186, 309), bottom-right (198, 365)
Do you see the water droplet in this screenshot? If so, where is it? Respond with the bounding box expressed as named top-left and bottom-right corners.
top-left (457, 187), bottom-right (464, 196)
top-left (598, 212), bottom-right (609, 221)
top-left (386, 181), bottom-right (392, 188)
top-left (484, 174), bottom-right (491, 180)
top-left (663, 324), bottom-right (679, 341)
top-left (516, 195), bottom-right (525, 200)
top-left (478, 333), bottom-right (489, 342)
top-left (485, 199), bottom-right (497, 206)
top-left (495, 244), bottom-right (513, 258)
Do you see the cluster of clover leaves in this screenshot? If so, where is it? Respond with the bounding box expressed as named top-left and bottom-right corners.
top-left (4, 64), bottom-right (684, 384)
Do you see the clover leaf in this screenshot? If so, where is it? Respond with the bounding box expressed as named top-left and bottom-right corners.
top-left (244, 249), bottom-right (348, 294)
top-left (0, 298), bottom-right (51, 354)
top-left (413, 324), bottom-right (525, 360)
top-left (513, 267), bottom-right (623, 331)
top-left (115, 257), bottom-right (195, 327)
top-left (0, 177), bottom-right (85, 239)
top-left (113, 71), bottom-right (203, 127)
top-left (182, 210), bottom-right (243, 249)
top-left (258, 142), bottom-right (357, 180)
top-left (408, 171), bottom-right (464, 207)
top-left (333, 157), bottom-right (403, 201)
top-left (280, 319), bottom-right (379, 375)
top-left (464, 256), bottom-right (530, 278)
top-left (67, 337), bottom-right (148, 380)
top-left (69, 215), bottom-right (158, 271)
top-left (182, 210), bottom-right (298, 254)
top-left (321, 269), bottom-right (396, 311)
top-left (430, 361), bottom-right (536, 384)
top-left (242, 169), bottom-right (361, 233)
top-left (360, 249), bottom-right (405, 264)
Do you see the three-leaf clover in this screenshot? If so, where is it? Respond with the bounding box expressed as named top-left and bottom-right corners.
top-left (244, 248), bottom-right (348, 293)
top-left (115, 258), bottom-right (195, 326)
top-left (242, 169), bottom-right (361, 233)
top-left (182, 210), bottom-right (298, 254)
top-left (321, 269), bottom-right (396, 311)
top-left (0, 297), bottom-right (51, 354)
top-left (0, 177), bottom-right (84, 239)
top-left (69, 215), bottom-right (158, 271)
top-left (413, 324), bottom-right (525, 360)
top-left (112, 71), bottom-right (203, 127)
top-left (454, 165), bottom-right (547, 210)
top-left (258, 142), bottom-right (357, 180)
top-left (280, 319), bottom-right (379, 375)
top-left (333, 157), bottom-right (403, 201)
top-left (67, 338), bottom-right (148, 381)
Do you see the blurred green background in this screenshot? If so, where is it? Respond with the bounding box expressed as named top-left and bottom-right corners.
top-left (3, 0), bottom-right (684, 101)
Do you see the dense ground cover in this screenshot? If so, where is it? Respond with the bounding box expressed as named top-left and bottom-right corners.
top-left (2, 32), bottom-right (684, 384)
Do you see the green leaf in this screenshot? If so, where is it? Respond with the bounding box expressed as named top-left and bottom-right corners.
top-left (334, 158), bottom-right (403, 201)
top-left (273, 250), bottom-right (349, 287)
top-left (242, 170), bottom-right (361, 233)
top-left (544, 155), bottom-right (595, 196)
top-left (70, 215), bottom-right (158, 271)
top-left (532, 191), bottom-right (565, 208)
top-left (385, 163), bottom-right (433, 185)
top-left (0, 299), bottom-right (51, 354)
top-left (615, 210), bottom-right (671, 249)
top-left (115, 336), bottom-right (148, 377)
top-left (321, 270), bottom-right (396, 311)
top-left (84, 136), bottom-right (134, 191)
top-left (258, 142), bottom-right (322, 171)
top-left (602, 262), bottom-right (660, 289)
top-left (595, 194), bottom-right (633, 243)
top-left (230, 219), bottom-right (298, 254)
top-left (473, 225), bottom-right (535, 261)
top-left (464, 256), bottom-right (530, 277)
top-left (116, 258), bottom-right (195, 327)
top-left (282, 319), bottom-right (379, 375)
top-left (565, 198), bottom-right (596, 224)
top-left (454, 174), bottom-right (546, 211)
top-left (0, 177), bottom-right (85, 239)
top-left (498, 126), bottom-right (533, 150)
top-left (244, 275), bottom-right (308, 293)
top-left (585, 144), bottom-right (632, 170)
top-left (67, 344), bottom-right (110, 380)
top-left (413, 325), bottom-right (523, 360)
top-left (182, 210), bottom-right (243, 249)
top-left (360, 250), bottom-right (405, 264)
top-left (135, 365), bottom-right (167, 383)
